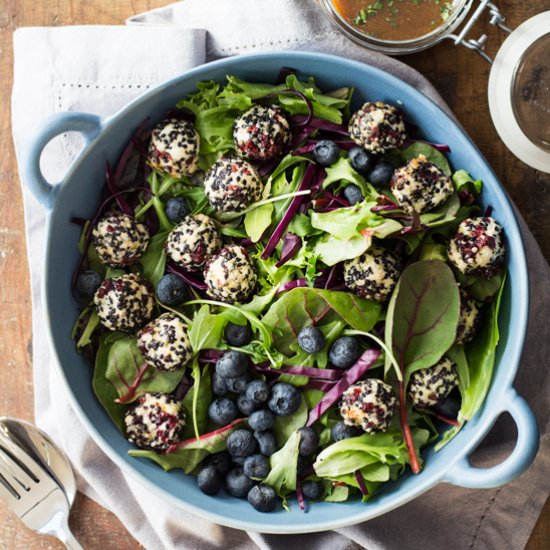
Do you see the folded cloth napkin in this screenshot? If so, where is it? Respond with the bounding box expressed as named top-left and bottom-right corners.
top-left (11, 1), bottom-right (550, 549)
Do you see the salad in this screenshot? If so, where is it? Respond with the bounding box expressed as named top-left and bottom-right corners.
top-left (71, 69), bottom-right (506, 513)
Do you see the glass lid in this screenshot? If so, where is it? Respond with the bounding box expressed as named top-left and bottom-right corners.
top-left (488, 11), bottom-right (550, 173)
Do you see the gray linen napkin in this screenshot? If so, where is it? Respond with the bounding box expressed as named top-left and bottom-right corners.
top-left (11, 1), bottom-right (550, 549)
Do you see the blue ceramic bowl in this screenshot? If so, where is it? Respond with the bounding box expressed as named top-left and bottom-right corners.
top-left (20, 52), bottom-right (539, 533)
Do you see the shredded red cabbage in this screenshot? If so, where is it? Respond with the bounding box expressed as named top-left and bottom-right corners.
top-left (277, 67), bottom-right (296, 84)
top-left (296, 478), bottom-right (306, 511)
top-left (254, 363), bottom-right (344, 381)
top-left (484, 206), bottom-right (493, 218)
top-left (261, 163), bottom-right (318, 259)
top-left (291, 126), bottom-right (317, 148)
top-left (321, 191), bottom-right (350, 207)
top-left (291, 115), bottom-right (349, 136)
top-left (166, 262), bottom-right (208, 290)
top-left (105, 161), bottom-right (133, 215)
top-left (459, 189), bottom-right (475, 205)
top-left (354, 470), bottom-right (369, 496)
top-left (276, 233), bottom-right (302, 267)
top-left (304, 379), bottom-right (337, 391)
top-left (174, 374), bottom-right (193, 400)
top-left (306, 349), bottom-right (381, 427)
top-left (198, 349), bottom-right (224, 363)
top-left (404, 138), bottom-right (451, 153)
top-left (265, 89), bottom-right (314, 128)
top-left (276, 278), bottom-right (308, 294)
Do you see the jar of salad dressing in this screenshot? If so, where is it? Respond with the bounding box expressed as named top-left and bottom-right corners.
top-left (319, 1), bottom-right (550, 172)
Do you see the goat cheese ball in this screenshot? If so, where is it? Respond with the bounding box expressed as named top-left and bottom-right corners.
top-left (339, 379), bottom-right (397, 434)
top-left (233, 104), bottom-right (291, 161)
top-left (137, 313), bottom-right (193, 371)
top-left (204, 245), bottom-right (257, 304)
top-left (408, 357), bottom-right (458, 408)
top-left (165, 214), bottom-right (222, 271)
top-left (147, 118), bottom-right (200, 178)
top-left (390, 154), bottom-right (454, 214)
top-left (447, 217), bottom-right (505, 279)
top-left (92, 211), bottom-right (150, 268)
top-left (94, 273), bottom-right (154, 332)
top-left (456, 288), bottom-right (482, 345)
top-left (343, 246), bottom-right (402, 302)
top-left (204, 157), bottom-right (263, 213)
top-left (125, 392), bottom-right (185, 452)
top-left (348, 101), bottom-right (407, 154)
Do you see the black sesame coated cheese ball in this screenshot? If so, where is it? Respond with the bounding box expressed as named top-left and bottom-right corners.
top-left (408, 357), bottom-right (458, 408)
top-left (339, 379), bottom-right (397, 434)
top-left (233, 104), bottom-right (291, 161)
top-left (447, 217), bottom-right (505, 279)
top-left (456, 288), bottom-right (482, 345)
top-left (204, 245), bottom-right (257, 304)
top-left (165, 213), bottom-right (222, 271)
top-left (343, 246), bottom-right (402, 302)
top-left (348, 101), bottom-right (407, 154)
top-left (137, 312), bottom-right (193, 371)
top-left (124, 392), bottom-right (185, 452)
top-left (204, 157), bottom-right (263, 213)
top-left (390, 154), bottom-right (454, 214)
top-left (94, 273), bottom-right (154, 332)
top-left (92, 210), bottom-right (150, 268)
top-left (147, 118), bottom-right (200, 178)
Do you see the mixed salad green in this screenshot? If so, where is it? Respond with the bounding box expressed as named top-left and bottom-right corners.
top-left (72, 70), bottom-right (506, 512)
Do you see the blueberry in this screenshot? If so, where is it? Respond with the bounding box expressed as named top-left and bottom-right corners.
top-left (432, 388), bottom-right (462, 419)
top-left (212, 372), bottom-right (227, 397)
top-left (225, 467), bottom-right (256, 498)
top-left (348, 146), bottom-right (374, 175)
top-left (165, 197), bottom-right (190, 223)
top-left (297, 456), bottom-right (310, 476)
top-left (268, 383), bottom-right (302, 417)
top-left (225, 373), bottom-right (251, 394)
top-left (156, 273), bottom-right (188, 307)
top-left (232, 456), bottom-right (246, 466)
top-left (227, 429), bottom-right (258, 458)
top-left (247, 484), bottom-right (278, 512)
top-left (237, 394), bottom-right (260, 416)
top-left (76, 270), bottom-right (102, 298)
top-left (244, 380), bottom-right (269, 407)
top-left (329, 337), bottom-right (361, 369)
top-left (298, 427), bottom-right (319, 457)
top-left (301, 480), bottom-right (323, 500)
top-left (313, 140), bottom-right (340, 166)
top-left (224, 322), bottom-right (254, 347)
top-left (208, 398), bottom-right (238, 425)
top-left (215, 351), bottom-right (248, 378)
top-left (343, 184), bottom-right (364, 205)
top-left (205, 451), bottom-right (233, 476)
top-left (197, 465), bottom-right (223, 495)
top-left (254, 430), bottom-right (278, 456)
top-left (367, 161), bottom-right (394, 187)
top-left (297, 326), bottom-right (325, 354)
top-left (331, 421), bottom-right (362, 442)
top-left (243, 454), bottom-right (270, 479)
top-left (248, 409), bottom-right (275, 432)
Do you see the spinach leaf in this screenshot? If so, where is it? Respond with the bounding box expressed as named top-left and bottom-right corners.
top-left (140, 231), bottom-right (168, 286)
top-left (452, 169), bottom-right (483, 195)
top-left (129, 418), bottom-right (245, 474)
top-left (403, 143), bottom-right (452, 176)
top-left (389, 260), bottom-right (460, 379)
top-left (460, 275), bottom-right (505, 422)
top-left (104, 336), bottom-right (185, 403)
top-left (244, 202), bottom-right (273, 243)
top-left (456, 270), bottom-right (504, 302)
top-left (274, 396), bottom-right (308, 447)
top-left (261, 287), bottom-right (381, 356)
top-left (92, 333), bottom-right (128, 433)
top-left (75, 309), bottom-right (100, 349)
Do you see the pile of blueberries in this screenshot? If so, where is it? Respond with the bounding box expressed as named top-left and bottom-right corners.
top-left (312, 140), bottom-right (394, 206)
top-left (197, 322), bottom-right (366, 512)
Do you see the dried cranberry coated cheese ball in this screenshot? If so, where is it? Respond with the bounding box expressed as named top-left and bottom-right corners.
top-left (408, 357), bottom-right (458, 408)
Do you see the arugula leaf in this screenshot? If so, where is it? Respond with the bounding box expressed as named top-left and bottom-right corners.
top-left (92, 333), bottom-right (128, 433)
top-left (244, 202), bottom-right (273, 243)
top-left (104, 336), bottom-right (185, 403)
top-left (139, 231), bottom-right (168, 286)
top-left (402, 143), bottom-right (452, 176)
top-left (262, 287), bottom-right (381, 356)
top-left (389, 260), bottom-right (460, 379)
top-left (180, 363), bottom-right (213, 440)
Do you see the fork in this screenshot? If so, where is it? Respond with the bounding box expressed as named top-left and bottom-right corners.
top-left (0, 429), bottom-right (83, 549)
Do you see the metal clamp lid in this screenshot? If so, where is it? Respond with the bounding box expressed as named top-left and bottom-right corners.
top-left (488, 11), bottom-right (550, 173)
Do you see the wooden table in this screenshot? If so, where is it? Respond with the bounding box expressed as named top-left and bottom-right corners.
top-left (0, 1), bottom-right (548, 548)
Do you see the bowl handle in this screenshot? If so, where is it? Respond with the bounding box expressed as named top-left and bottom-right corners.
top-left (20, 112), bottom-right (102, 210)
top-left (443, 389), bottom-right (539, 489)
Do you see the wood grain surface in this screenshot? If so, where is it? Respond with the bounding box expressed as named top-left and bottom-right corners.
top-left (0, 1), bottom-right (548, 548)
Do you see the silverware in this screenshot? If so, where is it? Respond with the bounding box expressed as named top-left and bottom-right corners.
top-left (0, 417), bottom-right (82, 549)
